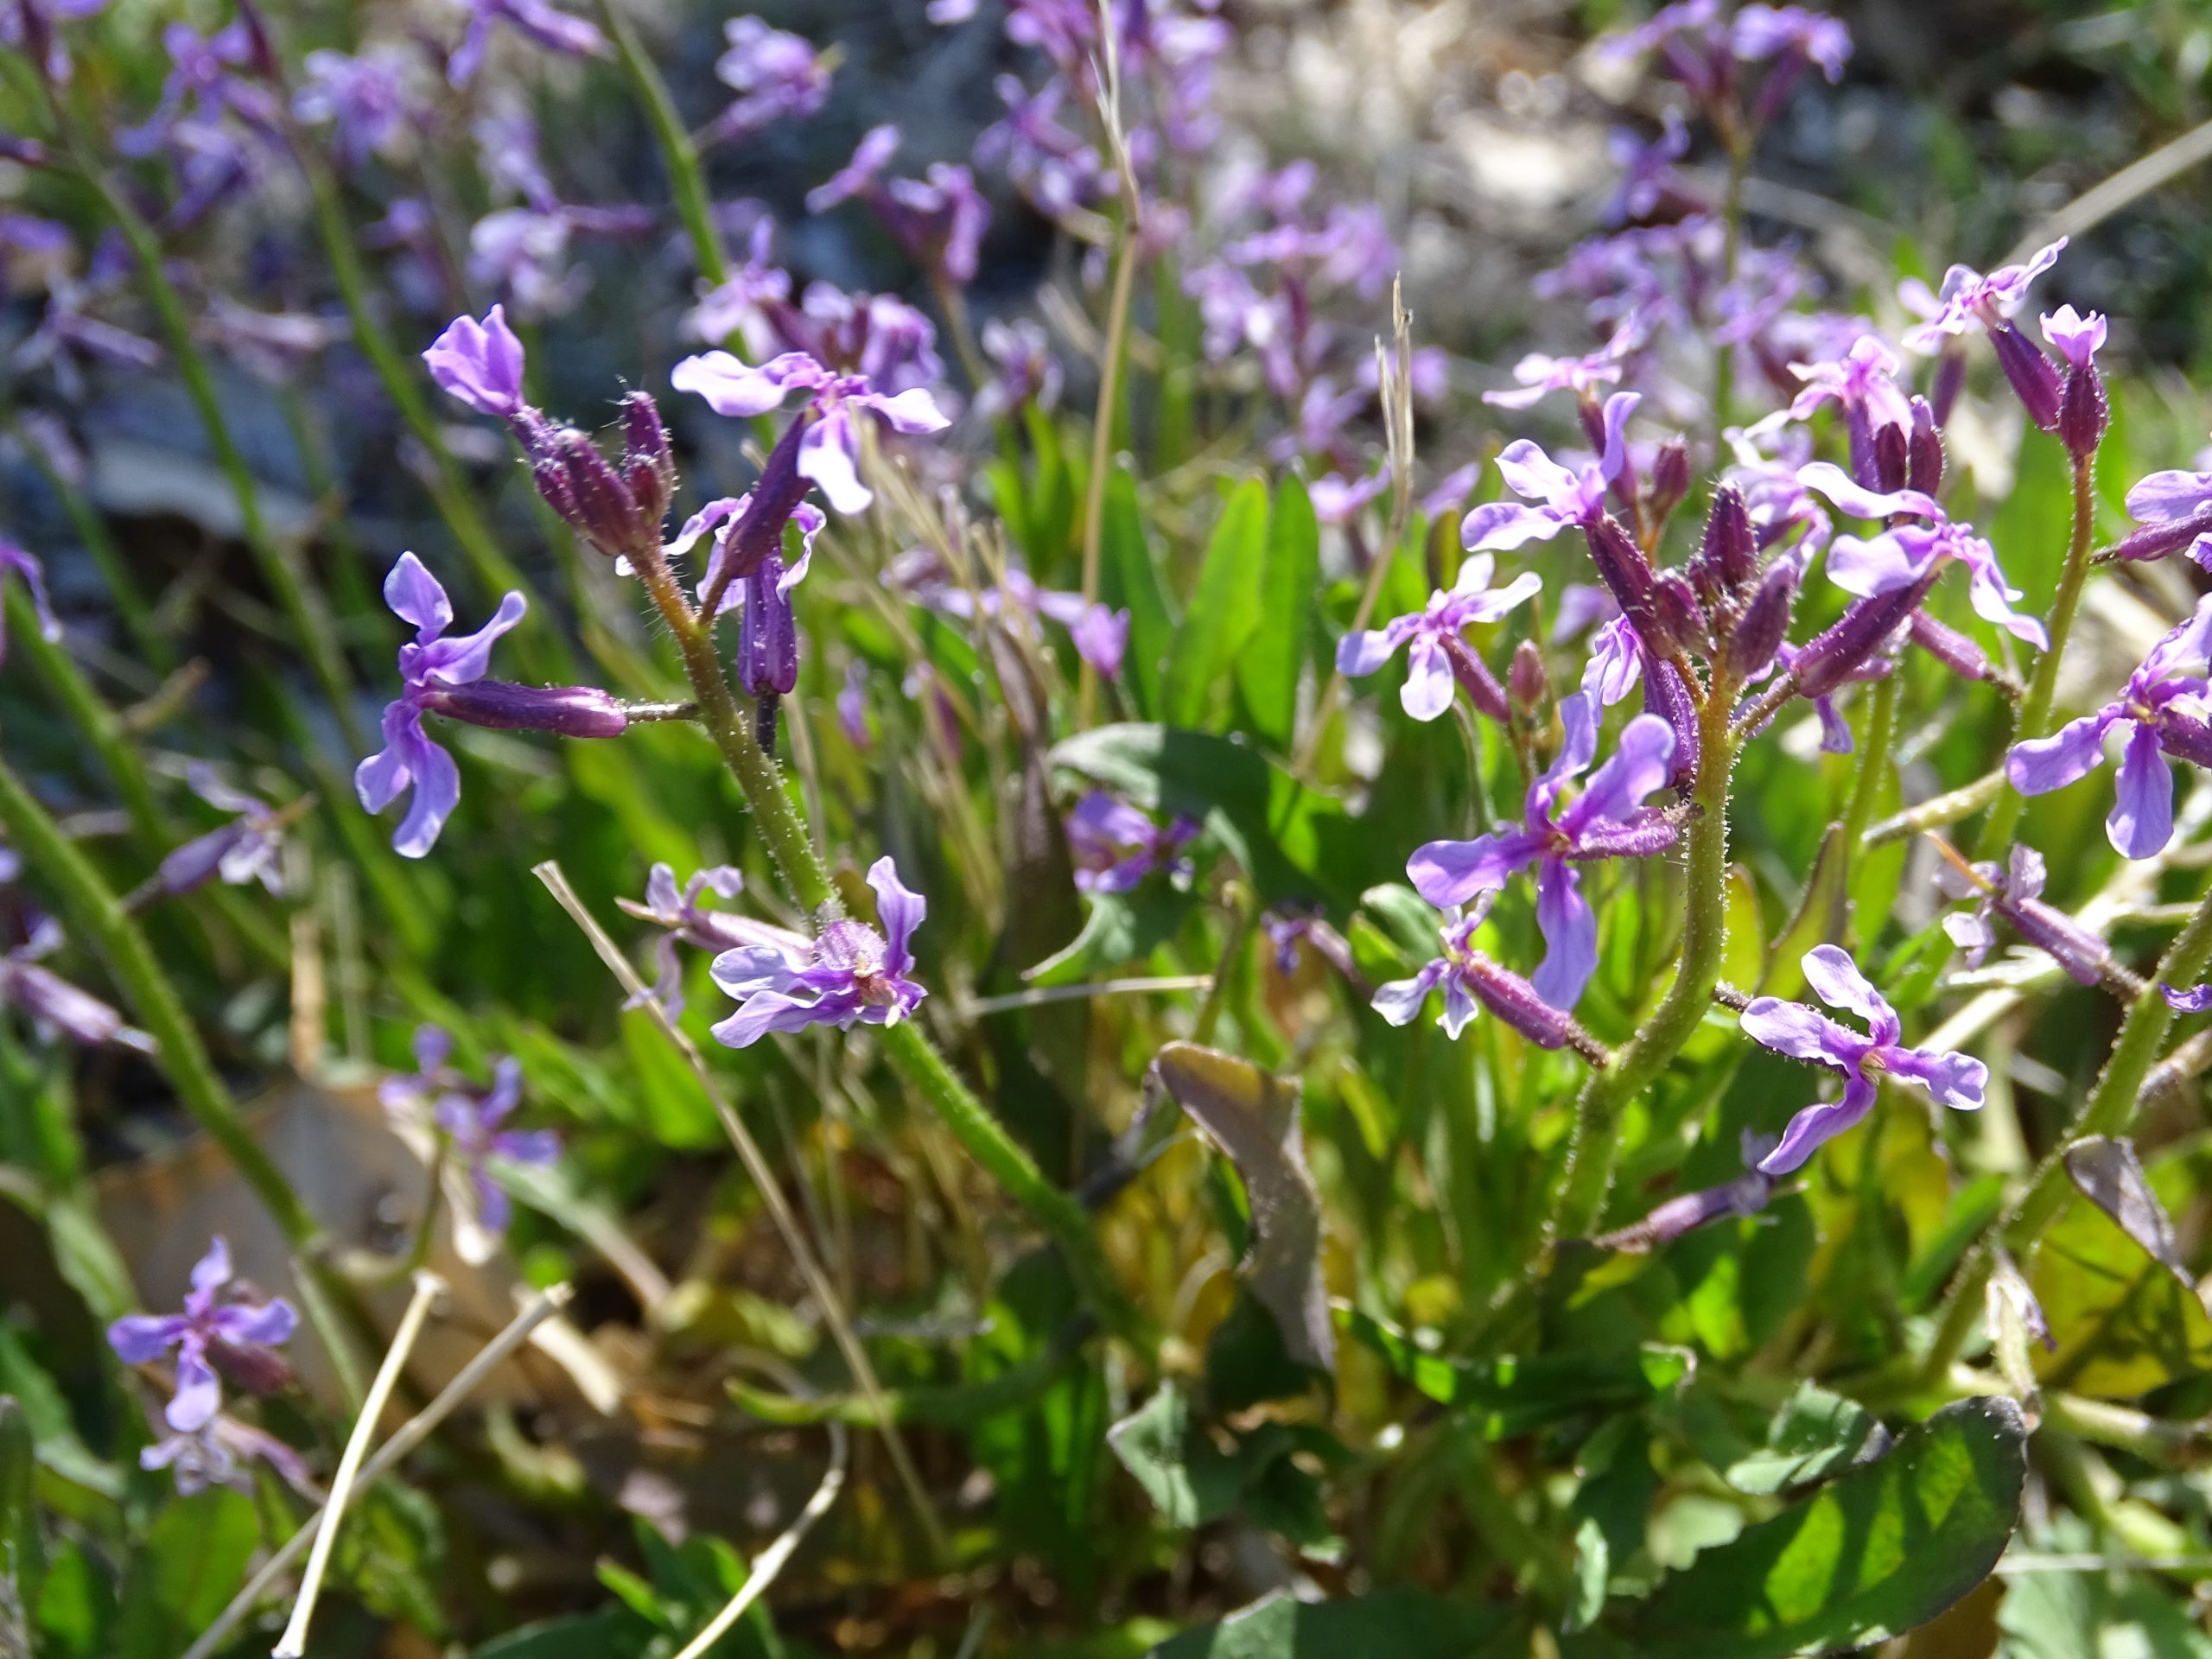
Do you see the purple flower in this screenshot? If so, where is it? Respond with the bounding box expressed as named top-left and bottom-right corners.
top-left (423, 305), bottom-right (526, 419)
top-left (107, 1236), bottom-right (296, 1433)
top-left (807, 124), bottom-right (902, 214)
top-left (1592, 1132), bottom-right (1782, 1252)
top-left (141, 1412), bottom-right (315, 1498)
top-left (1582, 615), bottom-right (1646, 707)
top-left (1334, 552), bottom-right (1541, 721)
top-left (1071, 604), bottom-right (1130, 680)
top-left (1308, 467), bottom-right (1392, 527)
top-left (354, 555), bottom-right (527, 859)
top-left (1065, 793), bottom-right (1200, 893)
top-left (1408, 694), bottom-right (1678, 1008)
top-left (1371, 894), bottom-right (1589, 1051)
top-left (0, 0), bottom-right (108, 83)
top-left (976, 74), bottom-right (1105, 219)
top-left (1740, 945), bottom-right (1987, 1173)
top-left (1731, 4), bottom-right (1852, 79)
top-left (0, 539), bottom-right (60, 665)
top-left (671, 349), bottom-right (950, 514)
top-left (1762, 335), bottom-right (1913, 486)
top-left (618, 862), bottom-right (767, 1017)
top-left (1605, 111), bottom-right (1693, 226)
top-left (878, 164), bottom-right (992, 287)
top-left (293, 48), bottom-right (414, 168)
top-left (151, 765), bottom-right (287, 898)
top-left (433, 1057), bottom-right (559, 1241)
top-left (1799, 462), bottom-right (2046, 647)
top-left (2005, 596), bottom-right (2212, 859)
top-left (467, 209), bottom-right (584, 321)
top-left (117, 20), bottom-right (283, 164)
top-left (974, 318), bottom-right (1063, 420)
top-left (3, 917), bottom-right (153, 1051)
top-left (1900, 238), bottom-right (2065, 352)
top-left (448, 0), bottom-right (607, 87)
top-left (1462, 391), bottom-right (1638, 551)
top-left (2041, 304), bottom-right (2105, 370)
top-left (709, 17), bottom-right (830, 145)
top-left (2163, 982), bottom-right (2212, 1014)
top-left (1483, 344), bottom-right (1627, 412)
top-left (1939, 843), bottom-right (2111, 988)
top-left (709, 857), bottom-right (929, 1047)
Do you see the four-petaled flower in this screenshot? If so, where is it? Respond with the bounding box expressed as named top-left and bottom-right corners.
top-left (1740, 945), bottom-right (1987, 1173)
top-left (671, 349), bottom-right (950, 514)
top-left (1901, 237), bottom-right (2065, 351)
top-left (2007, 595), bottom-right (2212, 858)
top-left (152, 764), bottom-right (289, 899)
top-left (434, 1056), bottom-right (561, 1241)
top-left (709, 857), bottom-right (929, 1046)
top-left (1065, 793), bottom-right (1200, 894)
top-left (355, 554), bottom-right (527, 858)
top-left (1462, 391), bottom-right (1638, 551)
top-left (108, 1236), bottom-right (296, 1433)
top-left (710, 16), bottom-right (830, 145)
top-left (1334, 552), bottom-right (1542, 721)
top-left (1407, 694), bottom-right (1679, 1008)
top-left (448, 0), bottom-right (607, 87)
top-left (423, 304), bottom-right (527, 418)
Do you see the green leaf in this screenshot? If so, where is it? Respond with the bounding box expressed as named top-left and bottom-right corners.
top-left (474, 1611), bottom-right (649, 1659)
top-left (1357, 883), bottom-right (1442, 963)
top-left (1164, 478), bottom-right (1268, 728)
top-left (1344, 1307), bottom-right (1692, 1439)
top-left (0, 1324), bottom-right (116, 1497)
top-left (2031, 1158), bottom-right (2212, 1397)
top-left (1025, 887), bottom-right (1200, 988)
top-left (1724, 1382), bottom-right (1887, 1497)
top-left (113, 1489), bottom-right (259, 1659)
top-left (1051, 723), bottom-right (1370, 909)
top-left (1625, 1396), bottom-right (2027, 1658)
top-left (0, 1398), bottom-right (35, 1596)
top-left (1237, 477), bottom-right (1320, 751)
top-left (1109, 1382), bottom-right (1241, 1528)
top-left (1099, 466), bottom-right (1177, 717)
top-left (1146, 1587), bottom-right (1511, 1659)
top-left (1996, 1562), bottom-right (2212, 1659)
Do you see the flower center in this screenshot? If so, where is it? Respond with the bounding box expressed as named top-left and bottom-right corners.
top-left (813, 921), bottom-right (893, 1001)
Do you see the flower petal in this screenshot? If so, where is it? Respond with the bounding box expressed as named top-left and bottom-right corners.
top-left (1739, 996), bottom-right (1854, 1069)
top-left (1408, 831), bottom-right (1537, 907)
top-left (2108, 720), bottom-right (2176, 858)
top-left (383, 552), bottom-right (452, 642)
top-left (867, 855), bottom-right (927, 976)
top-left (1529, 859), bottom-right (1598, 1010)
top-left (107, 1313), bottom-right (190, 1363)
top-left (1400, 636), bottom-right (1458, 721)
top-left (1371, 962), bottom-right (1445, 1027)
top-left (1756, 1076), bottom-right (1878, 1174)
top-left (2006, 712), bottom-right (2113, 795)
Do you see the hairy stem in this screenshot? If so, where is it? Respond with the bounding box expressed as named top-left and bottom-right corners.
top-left (1976, 449), bottom-right (2097, 858)
top-left (1922, 874), bottom-right (2212, 1382)
top-left (1551, 692), bottom-right (1736, 1239)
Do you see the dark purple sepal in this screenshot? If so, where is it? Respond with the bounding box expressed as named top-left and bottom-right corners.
top-left (1459, 953), bottom-right (1575, 1050)
top-left (2059, 363), bottom-right (2108, 461)
top-left (1905, 610), bottom-right (1989, 681)
top-left (1871, 422), bottom-right (1910, 495)
top-left (2104, 506), bottom-right (2212, 564)
top-left (1650, 570), bottom-right (1709, 657)
top-left (2152, 703), bottom-right (2212, 769)
top-left (1789, 573), bottom-right (1935, 699)
top-left (552, 427), bottom-right (650, 560)
top-left (1583, 515), bottom-right (1662, 640)
top-left (721, 414), bottom-right (814, 583)
top-left (1724, 559), bottom-right (1796, 683)
top-left (207, 1336), bottom-right (293, 1397)
top-left (737, 555), bottom-right (799, 702)
top-left (620, 391), bottom-right (677, 529)
top-left (1592, 1165), bottom-right (1776, 1252)
top-left (1907, 397), bottom-right (1944, 496)
top-left (1568, 815), bottom-right (1679, 859)
top-left (1649, 438), bottom-right (1692, 527)
top-left (1441, 634), bottom-right (1511, 723)
top-left (155, 825), bottom-right (249, 899)
top-left (1931, 350), bottom-right (1967, 427)
top-left (0, 959), bottom-right (143, 1049)
top-left (1700, 485), bottom-right (1758, 594)
top-left (2006, 899), bottom-right (2112, 988)
top-left (1989, 322), bottom-right (2062, 433)
top-left (421, 680), bottom-right (630, 737)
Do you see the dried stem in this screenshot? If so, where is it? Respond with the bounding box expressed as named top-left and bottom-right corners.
top-left (668, 1422), bottom-right (847, 1659)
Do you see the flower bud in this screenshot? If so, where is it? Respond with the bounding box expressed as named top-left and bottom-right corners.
top-left (1649, 437), bottom-right (1692, 525)
top-left (1871, 422), bottom-right (1910, 495)
top-left (1907, 397), bottom-right (1944, 496)
top-left (1459, 952), bottom-right (1579, 1047)
top-left (1700, 485), bottom-right (1758, 594)
top-left (2104, 506), bottom-right (2212, 565)
top-left (420, 680), bottom-right (631, 737)
top-left (1650, 569), bottom-right (1709, 656)
top-left (1789, 575), bottom-right (1933, 699)
top-left (1989, 322), bottom-right (2062, 433)
top-left (1440, 633), bottom-right (1510, 723)
top-left (1724, 558), bottom-right (1797, 683)
top-left (721, 413), bottom-right (814, 582)
top-left (1906, 609), bottom-right (1988, 680)
top-left (2058, 362), bottom-right (2108, 461)
top-left (1931, 348), bottom-right (1967, 427)
top-left (1643, 655), bottom-right (1699, 791)
top-left (523, 420), bottom-right (655, 560)
top-left (1508, 639), bottom-right (1548, 712)
top-left (620, 391), bottom-right (677, 529)
top-left (0, 137), bottom-right (50, 167)
top-left (736, 557), bottom-right (799, 703)
top-left (1583, 515), bottom-right (1662, 639)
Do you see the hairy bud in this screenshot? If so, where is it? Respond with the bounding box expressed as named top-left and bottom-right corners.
top-left (1643, 655), bottom-right (1700, 791)
top-left (1649, 570), bottom-right (1709, 657)
top-left (1583, 515), bottom-right (1662, 640)
top-left (1459, 953), bottom-right (1583, 1052)
top-left (1508, 639), bottom-right (1548, 712)
top-left (721, 413), bottom-right (814, 583)
top-left (421, 680), bottom-right (631, 738)
top-left (1907, 397), bottom-right (1944, 497)
top-left (1725, 559), bottom-right (1797, 683)
top-left (1871, 422), bottom-right (1909, 495)
top-left (1700, 485), bottom-right (1758, 595)
top-left (1649, 437), bottom-right (1693, 525)
top-left (1789, 575), bottom-right (1933, 699)
top-left (1989, 322), bottom-right (2062, 434)
top-left (2059, 362), bottom-right (2108, 461)
top-left (523, 420), bottom-right (655, 560)
top-left (620, 391), bottom-right (677, 530)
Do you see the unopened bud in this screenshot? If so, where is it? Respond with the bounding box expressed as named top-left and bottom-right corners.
top-left (556, 429), bottom-right (650, 560)
top-left (2058, 363), bottom-right (2108, 461)
top-left (1700, 485), bottom-right (1758, 594)
top-left (232, 0), bottom-right (281, 79)
top-left (1650, 569), bottom-right (1709, 656)
top-left (0, 957), bottom-right (149, 1050)
top-left (1440, 633), bottom-right (1510, 723)
top-left (1724, 559), bottom-right (1797, 683)
top-left (1990, 322), bottom-right (2063, 434)
top-left (1509, 639), bottom-right (1548, 711)
top-left (620, 391), bottom-right (677, 529)
top-left (421, 680), bottom-right (631, 738)
top-left (721, 412), bottom-right (814, 582)
top-left (1583, 515), bottom-right (1662, 639)
top-left (736, 556), bottom-right (799, 703)
top-left (1871, 422), bottom-right (1909, 494)
top-left (1907, 397), bottom-right (1943, 496)
top-left (1649, 437), bottom-right (1692, 524)
top-left (1789, 575), bottom-right (1932, 699)
top-left (209, 1335), bottom-right (293, 1396)
top-left (1906, 609), bottom-right (1989, 680)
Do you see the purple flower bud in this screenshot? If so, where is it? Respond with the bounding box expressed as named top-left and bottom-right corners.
top-left (1583, 514), bottom-right (1662, 640)
top-left (1788, 574), bottom-right (1934, 699)
top-left (1459, 951), bottom-right (1582, 1050)
top-left (721, 412), bottom-right (814, 584)
top-left (1509, 639), bottom-right (1548, 711)
top-left (2059, 361), bottom-right (2108, 461)
top-left (1989, 321), bottom-right (2062, 433)
top-left (1725, 559), bottom-right (1797, 683)
top-left (1649, 436), bottom-right (1692, 524)
top-left (1700, 484), bottom-right (1758, 594)
top-left (420, 680), bottom-right (630, 737)
top-left (1440, 633), bottom-right (1511, 723)
top-left (1650, 570), bottom-right (1709, 656)
top-left (1871, 420), bottom-right (1909, 494)
top-left (1906, 610), bottom-right (1989, 681)
top-left (1907, 397), bottom-right (1944, 496)
top-left (620, 391), bottom-right (676, 529)
top-left (736, 554), bottom-right (799, 704)
top-left (2105, 505), bottom-right (2212, 565)
top-left (423, 306), bottom-right (527, 419)
top-left (525, 423), bottom-right (650, 560)
top-left (1643, 654), bottom-right (1700, 791)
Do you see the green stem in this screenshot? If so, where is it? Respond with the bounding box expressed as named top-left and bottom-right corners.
top-left (76, 160), bottom-right (361, 747)
top-left (1975, 450), bottom-right (2096, 858)
top-left (596, 0), bottom-right (727, 289)
top-left (7, 588), bottom-right (161, 849)
top-left (1077, 206), bottom-right (1143, 726)
top-left (1551, 691), bottom-right (1736, 1240)
top-left (626, 548), bottom-right (1148, 1342)
top-left (0, 751), bottom-right (319, 1250)
top-left (1922, 875), bottom-right (2212, 1382)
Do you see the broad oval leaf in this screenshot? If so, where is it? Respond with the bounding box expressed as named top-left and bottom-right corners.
top-left (1626, 1396), bottom-right (2027, 1659)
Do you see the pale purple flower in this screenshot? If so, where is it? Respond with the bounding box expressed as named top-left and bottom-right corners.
top-left (354, 554), bottom-right (527, 859)
top-left (1764, 335), bottom-right (1913, 481)
top-left (1462, 391), bottom-right (1638, 551)
top-left (671, 349), bottom-right (950, 514)
top-left (107, 1236), bottom-right (296, 1433)
top-left (433, 1057), bottom-right (559, 1238)
top-left (448, 0), bottom-right (606, 86)
top-left (1939, 843), bottom-right (2111, 988)
top-left (1731, 4), bottom-right (1852, 79)
top-left (1071, 604), bottom-right (1130, 680)
top-left (423, 305), bottom-right (526, 419)
top-left (0, 0), bottom-right (109, 83)
top-left (806, 124), bottom-right (902, 214)
top-left (710, 17), bottom-right (830, 144)
top-left (1307, 467), bottom-right (1391, 527)
top-left (1370, 894), bottom-right (1592, 1052)
top-left (1408, 694), bottom-right (1678, 1008)
top-left (974, 317), bottom-right (1063, 420)
top-left (976, 74), bottom-right (1105, 219)
top-left (875, 164), bottom-right (992, 288)
top-left (1483, 346), bottom-right (1626, 412)
top-left (140, 1412), bottom-right (315, 1498)
top-left (1799, 462), bottom-right (2046, 647)
top-left (2040, 304), bottom-right (2106, 370)
top-left (3, 917), bottom-right (153, 1051)
top-left (117, 20), bottom-right (282, 163)
top-left (1740, 945), bottom-right (1987, 1173)
top-left (0, 539), bottom-right (60, 665)
top-left (152, 765), bottom-right (287, 898)
top-left (709, 857), bottom-right (929, 1046)
top-left (2109, 463), bottom-right (2212, 569)
top-left (293, 48), bottom-right (414, 168)
top-left (467, 208), bottom-right (583, 320)
top-left (2006, 596), bottom-right (2212, 859)
top-left (1900, 238), bottom-right (2066, 352)
top-left (1582, 615), bottom-right (1646, 707)
top-left (1065, 793), bottom-right (1200, 893)
top-left (1335, 552), bottom-right (1541, 721)
top-left (1605, 111), bottom-right (1693, 226)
